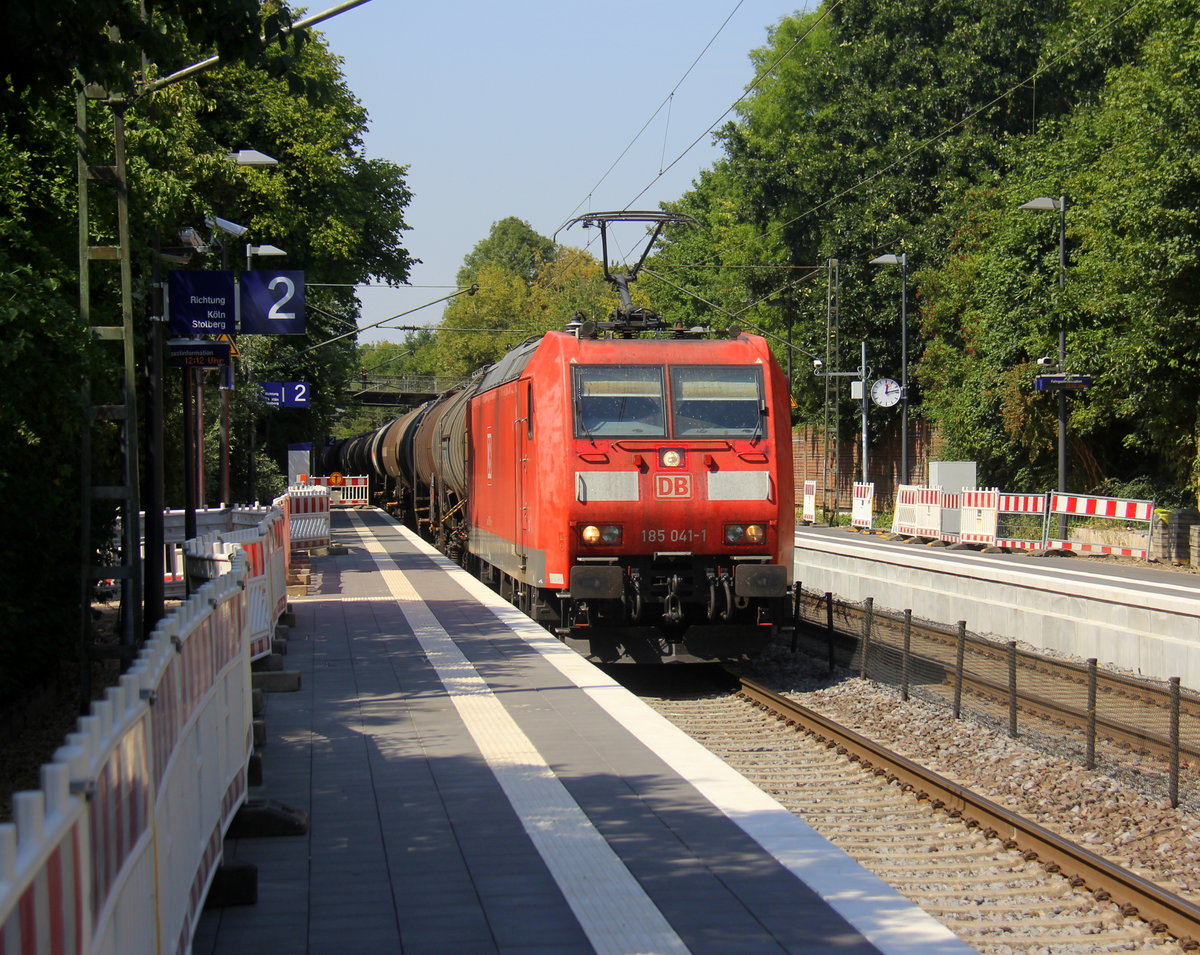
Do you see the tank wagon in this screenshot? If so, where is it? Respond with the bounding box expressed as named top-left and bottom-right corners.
top-left (331, 213), bottom-right (796, 661)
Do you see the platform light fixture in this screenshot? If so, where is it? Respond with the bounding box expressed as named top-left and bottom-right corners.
top-left (246, 243), bottom-right (287, 270)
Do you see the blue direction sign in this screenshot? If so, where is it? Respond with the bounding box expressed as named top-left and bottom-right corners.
top-left (1035, 374), bottom-right (1092, 391)
top-left (240, 270), bottom-right (305, 335)
top-left (168, 339), bottom-right (232, 368)
top-left (168, 270), bottom-right (235, 335)
top-left (258, 381), bottom-right (311, 408)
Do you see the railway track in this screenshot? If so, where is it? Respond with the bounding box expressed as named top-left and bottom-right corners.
top-left (640, 673), bottom-right (1200, 954)
top-left (796, 591), bottom-right (1200, 769)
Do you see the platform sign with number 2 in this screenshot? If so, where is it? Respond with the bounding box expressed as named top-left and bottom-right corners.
top-left (240, 270), bottom-right (305, 335)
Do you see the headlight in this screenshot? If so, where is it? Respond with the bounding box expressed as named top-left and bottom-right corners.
top-left (659, 448), bottom-right (685, 468)
top-left (724, 523), bottom-right (766, 545)
top-left (581, 524), bottom-right (623, 545)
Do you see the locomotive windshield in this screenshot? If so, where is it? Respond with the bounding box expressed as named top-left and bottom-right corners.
top-left (572, 364), bottom-right (764, 438)
top-left (670, 366), bottom-right (763, 436)
top-left (573, 366), bottom-right (667, 436)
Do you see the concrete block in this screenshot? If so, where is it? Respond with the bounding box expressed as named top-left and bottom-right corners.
top-left (203, 859), bottom-right (258, 908)
top-left (279, 610), bottom-right (297, 627)
top-left (251, 670), bottom-right (301, 693)
top-left (271, 639), bottom-right (288, 655)
top-left (227, 799), bottom-right (309, 838)
top-left (252, 719), bottom-right (266, 747)
top-left (251, 652), bottom-right (284, 673)
top-left (251, 687), bottom-right (264, 715)
top-left (248, 752), bottom-right (262, 787)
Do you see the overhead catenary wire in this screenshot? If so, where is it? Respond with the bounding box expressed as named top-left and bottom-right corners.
top-left (565, 0), bottom-right (750, 222)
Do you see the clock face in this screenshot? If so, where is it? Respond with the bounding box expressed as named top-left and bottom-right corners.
top-left (871, 378), bottom-right (901, 407)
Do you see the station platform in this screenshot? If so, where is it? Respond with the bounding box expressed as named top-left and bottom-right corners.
top-left (793, 525), bottom-right (1200, 688)
top-left (194, 507), bottom-right (970, 954)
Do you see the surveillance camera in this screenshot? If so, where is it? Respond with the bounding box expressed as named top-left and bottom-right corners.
top-left (205, 214), bottom-right (249, 238)
top-left (812, 358), bottom-right (823, 370)
top-left (1036, 357), bottom-right (1055, 367)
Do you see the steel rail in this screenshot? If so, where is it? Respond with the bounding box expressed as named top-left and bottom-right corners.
top-left (735, 675), bottom-right (1200, 948)
top-left (796, 598), bottom-right (1200, 758)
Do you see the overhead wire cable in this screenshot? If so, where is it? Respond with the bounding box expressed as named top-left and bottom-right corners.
top-left (565, 0), bottom-right (748, 220)
top-left (624, 1), bottom-right (842, 210)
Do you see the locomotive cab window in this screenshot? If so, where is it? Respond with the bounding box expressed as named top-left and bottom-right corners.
top-left (573, 366), bottom-right (666, 437)
top-left (670, 366), bottom-right (764, 436)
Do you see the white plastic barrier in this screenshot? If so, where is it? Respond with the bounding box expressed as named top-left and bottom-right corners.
top-left (142, 505), bottom-right (273, 598)
top-left (891, 485), bottom-right (943, 538)
top-left (286, 486), bottom-right (331, 550)
top-left (801, 480), bottom-right (817, 524)
top-left (0, 556), bottom-right (252, 955)
top-left (851, 482), bottom-right (874, 529)
top-left (958, 488), bottom-right (1001, 545)
top-left (184, 508), bottom-right (288, 661)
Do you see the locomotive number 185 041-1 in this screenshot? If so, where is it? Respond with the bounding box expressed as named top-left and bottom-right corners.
top-left (641, 528), bottom-right (707, 544)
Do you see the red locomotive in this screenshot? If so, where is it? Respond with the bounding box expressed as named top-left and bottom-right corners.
top-left (332, 213), bottom-right (796, 661)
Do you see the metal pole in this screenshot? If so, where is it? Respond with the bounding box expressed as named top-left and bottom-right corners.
top-left (900, 253), bottom-right (909, 486)
top-left (859, 596), bottom-right (873, 680)
top-left (1007, 640), bottom-right (1018, 738)
top-left (1170, 676), bottom-right (1181, 808)
top-left (183, 366), bottom-right (196, 540)
top-left (144, 254), bottom-right (165, 634)
top-left (1057, 196), bottom-right (1068, 539)
top-left (860, 340), bottom-right (869, 484)
top-left (1086, 658), bottom-right (1097, 770)
top-left (953, 620), bottom-right (966, 720)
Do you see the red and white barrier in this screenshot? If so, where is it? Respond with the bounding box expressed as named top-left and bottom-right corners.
top-left (892, 485), bottom-right (944, 538)
top-left (184, 509), bottom-right (288, 661)
top-left (0, 552), bottom-right (253, 955)
top-left (1044, 492), bottom-right (1155, 558)
top-left (299, 475), bottom-right (369, 505)
top-left (286, 486), bottom-right (331, 550)
top-left (851, 483), bottom-right (874, 529)
top-left (958, 488), bottom-right (1001, 545)
top-left (801, 480), bottom-right (817, 524)
top-left (997, 492), bottom-right (1048, 549)
top-left (939, 491), bottom-right (963, 543)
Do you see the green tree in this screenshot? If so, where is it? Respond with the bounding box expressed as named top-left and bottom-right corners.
top-left (456, 216), bottom-right (555, 286)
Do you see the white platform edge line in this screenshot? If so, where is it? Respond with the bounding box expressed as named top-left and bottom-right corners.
top-left (359, 512), bottom-right (972, 955)
top-left (343, 511), bottom-right (689, 955)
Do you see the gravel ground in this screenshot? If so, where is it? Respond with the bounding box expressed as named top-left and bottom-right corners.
top-left (739, 645), bottom-right (1200, 906)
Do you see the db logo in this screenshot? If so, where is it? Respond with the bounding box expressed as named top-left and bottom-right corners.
top-left (655, 474), bottom-right (692, 499)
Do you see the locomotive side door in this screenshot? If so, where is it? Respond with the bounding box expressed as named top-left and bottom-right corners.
top-left (514, 378), bottom-right (531, 578)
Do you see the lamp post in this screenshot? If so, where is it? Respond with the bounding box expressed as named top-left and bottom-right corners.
top-left (870, 253), bottom-right (908, 485)
top-left (1019, 195), bottom-right (1068, 510)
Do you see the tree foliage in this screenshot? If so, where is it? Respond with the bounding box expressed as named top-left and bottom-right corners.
top-left (0, 2), bottom-right (413, 700)
top-left (644, 0), bottom-right (1200, 503)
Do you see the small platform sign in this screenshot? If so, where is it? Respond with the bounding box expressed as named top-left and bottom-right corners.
top-left (1035, 374), bottom-right (1092, 392)
top-left (258, 381), bottom-right (311, 408)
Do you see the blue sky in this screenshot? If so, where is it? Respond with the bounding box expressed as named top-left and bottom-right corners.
top-left (317, 1), bottom-right (806, 344)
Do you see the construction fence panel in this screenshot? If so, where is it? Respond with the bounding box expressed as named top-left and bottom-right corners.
top-left (1045, 492), bottom-right (1156, 559)
top-left (851, 483), bottom-right (874, 530)
top-left (0, 555), bottom-right (252, 955)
